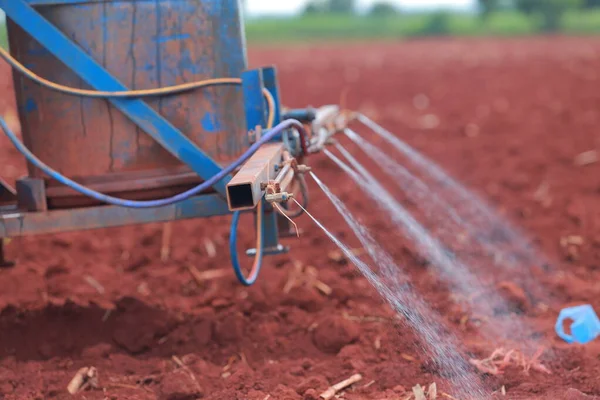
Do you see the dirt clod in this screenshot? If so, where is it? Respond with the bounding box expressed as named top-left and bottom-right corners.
top-left (160, 372), bottom-right (203, 400)
top-left (295, 376), bottom-right (329, 395)
top-left (312, 316), bottom-right (360, 354)
top-left (214, 313), bottom-right (245, 345)
top-left (497, 281), bottom-right (530, 312)
top-left (303, 388), bottom-right (319, 400)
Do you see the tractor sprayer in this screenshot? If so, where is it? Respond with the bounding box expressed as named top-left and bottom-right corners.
top-left (0, 0), bottom-right (378, 285)
top-left (4, 4), bottom-right (596, 398)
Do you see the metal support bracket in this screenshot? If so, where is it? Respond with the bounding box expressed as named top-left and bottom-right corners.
top-left (241, 68), bottom-right (287, 257)
top-left (226, 143), bottom-right (284, 211)
top-left (0, 194), bottom-right (230, 238)
top-left (0, 178), bottom-right (17, 205)
top-left (16, 177), bottom-right (47, 212)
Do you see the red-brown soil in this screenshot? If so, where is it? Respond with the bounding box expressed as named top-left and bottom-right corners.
top-left (1, 37), bottom-right (600, 399)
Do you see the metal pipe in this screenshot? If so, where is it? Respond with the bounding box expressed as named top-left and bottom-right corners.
top-left (274, 151), bottom-right (295, 191)
top-left (226, 143), bottom-right (285, 211)
top-left (275, 164), bottom-right (294, 191)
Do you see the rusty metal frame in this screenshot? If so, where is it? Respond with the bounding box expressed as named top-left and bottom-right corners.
top-left (226, 143), bottom-right (285, 211)
top-left (0, 194), bottom-right (230, 238)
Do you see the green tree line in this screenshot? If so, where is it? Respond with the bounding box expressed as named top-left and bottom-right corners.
top-left (304, 0), bottom-right (399, 16)
top-left (480, 0), bottom-right (588, 31)
top-left (304, 0), bottom-right (600, 32)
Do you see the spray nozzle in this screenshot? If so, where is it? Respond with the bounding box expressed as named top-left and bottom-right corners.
top-left (265, 191), bottom-right (294, 204)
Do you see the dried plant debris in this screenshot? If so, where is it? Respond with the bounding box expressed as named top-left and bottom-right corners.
top-left (402, 383), bottom-right (441, 400)
top-left (284, 261), bottom-right (332, 296)
top-left (469, 347), bottom-right (551, 376)
top-left (574, 150), bottom-right (598, 166)
top-left (67, 367), bottom-right (98, 395)
top-left (319, 373), bottom-right (362, 399)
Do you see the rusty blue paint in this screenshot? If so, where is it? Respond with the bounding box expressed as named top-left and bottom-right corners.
top-left (210, 0), bottom-right (248, 76)
top-left (177, 49), bottom-right (211, 76)
top-left (3, 0), bottom-right (247, 202)
top-left (140, 63), bottom-right (154, 72)
top-left (242, 69), bottom-right (266, 131)
top-left (201, 112), bottom-right (222, 133)
top-left (24, 98), bottom-right (37, 113)
top-left (207, 0), bottom-right (247, 157)
top-left (156, 33), bottom-right (190, 44)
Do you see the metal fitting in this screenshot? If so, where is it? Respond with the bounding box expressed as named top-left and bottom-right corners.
top-left (265, 191), bottom-right (294, 204)
top-left (248, 125), bottom-right (263, 144)
top-left (295, 164), bottom-right (312, 174)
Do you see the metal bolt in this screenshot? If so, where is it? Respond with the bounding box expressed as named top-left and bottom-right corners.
top-left (265, 192), bottom-right (294, 204)
top-left (248, 130), bottom-right (257, 144)
top-left (296, 165), bottom-right (312, 174)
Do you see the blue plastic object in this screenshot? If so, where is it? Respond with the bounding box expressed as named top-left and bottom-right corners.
top-left (555, 305), bottom-right (600, 344)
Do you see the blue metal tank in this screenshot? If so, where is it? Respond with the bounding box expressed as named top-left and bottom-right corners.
top-left (7, 0), bottom-right (247, 207)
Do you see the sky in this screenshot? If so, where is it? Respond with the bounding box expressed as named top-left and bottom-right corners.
top-left (247, 0), bottom-right (476, 15)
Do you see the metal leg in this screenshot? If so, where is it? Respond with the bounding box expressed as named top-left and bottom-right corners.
top-left (16, 177), bottom-right (47, 212)
top-left (245, 200), bottom-right (289, 257)
top-left (0, 240), bottom-right (15, 268)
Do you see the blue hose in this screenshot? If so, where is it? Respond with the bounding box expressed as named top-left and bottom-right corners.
top-left (229, 205), bottom-right (265, 286)
top-left (0, 118), bottom-right (305, 209)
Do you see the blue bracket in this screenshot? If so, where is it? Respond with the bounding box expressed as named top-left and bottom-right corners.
top-left (0, 0), bottom-right (230, 198)
top-left (261, 66), bottom-right (286, 143)
top-left (241, 69), bottom-right (267, 131)
top-left (241, 68), bottom-right (287, 256)
top-left (262, 66), bottom-right (282, 126)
